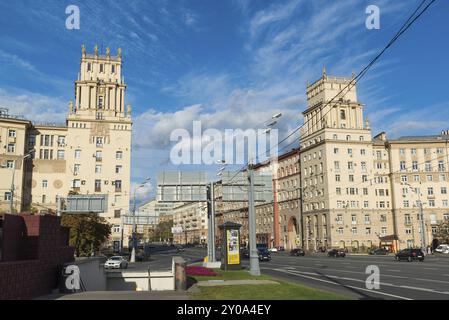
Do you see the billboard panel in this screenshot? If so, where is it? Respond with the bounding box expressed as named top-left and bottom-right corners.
top-left (64, 195), bottom-right (108, 213)
top-left (157, 171), bottom-right (208, 202)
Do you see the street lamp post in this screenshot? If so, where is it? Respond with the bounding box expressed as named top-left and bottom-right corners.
top-left (130, 178), bottom-right (151, 263)
top-left (247, 113), bottom-right (282, 276)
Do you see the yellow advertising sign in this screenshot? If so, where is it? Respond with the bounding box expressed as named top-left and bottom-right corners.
top-left (226, 229), bottom-right (240, 265)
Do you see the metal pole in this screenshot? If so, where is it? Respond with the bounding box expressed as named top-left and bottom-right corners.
top-left (130, 190), bottom-right (137, 263)
top-left (10, 166), bottom-right (15, 214)
top-left (206, 185), bottom-right (213, 262)
top-left (419, 200), bottom-right (426, 251)
top-left (211, 182), bottom-right (216, 262)
top-left (120, 214), bottom-right (124, 254)
top-left (247, 163), bottom-right (260, 276)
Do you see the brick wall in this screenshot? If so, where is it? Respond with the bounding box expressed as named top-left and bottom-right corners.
top-left (0, 214), bottom-right (74, 299)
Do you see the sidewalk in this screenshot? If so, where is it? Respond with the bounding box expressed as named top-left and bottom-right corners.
top-left (36, 290), bottom-right (188, 300)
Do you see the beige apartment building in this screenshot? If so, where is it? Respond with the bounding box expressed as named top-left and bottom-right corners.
top-left (172, 202), bottom-right (208, 244)
top-left (0, 46), bottom-right (132, 251)
top-left (300, 69), bottom-right (449, 252)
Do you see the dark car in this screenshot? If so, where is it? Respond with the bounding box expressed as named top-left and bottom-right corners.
top-left (258, 248), bottom-right (271, 262)
top-left (395, 248), bottom-right (424, 262)
top-left (290, 248), bottom-right (305, 256)
top-left (328, 249), bottom-right (346, 258)
top-left (369, 248), bottom-right (388, 255)
top-left (240, 247), bottom-right (250, 259)
top-left (276, 246), bottom-right (285, 251)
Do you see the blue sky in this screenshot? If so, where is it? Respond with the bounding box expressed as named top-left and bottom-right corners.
top-left (0, 0), bottom-right (448, 201)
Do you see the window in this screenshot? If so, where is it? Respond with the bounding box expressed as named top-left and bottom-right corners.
top-left (428, 187), bottom-right (434, 196)
top-left (400, 161), bottom-right (406, 171)
top-left (359, 136), bottom-right (364, 141)
top-left (98, 97), bottom-right (103, 109)
top-left (380, 215), bottom-right (387, 222)
top-left (115, 165), bottom-right (123, 174)
top-left (57, 136), bottom-right (66, 146)
top-left (96, 151), bottom-right (102, 161)
top-left (335, 174), bottom-right (341, 182)
top-left (401, 175), bottom-right (408, 183)
top-left (348, 148), bottom-right (353, 156)
top-left (4, 192), bottom-right (12, 201)
top-left (111, 64), bottom-right (116, 73)
top-left (7, 144), bottom-right (15, 153)
top-left (366, 227), bottom-right (371, 235)
top-left (400, 149), bottom-right (405, 156)
top-left (42, 180), bottom-right (48, 188)
top-left (425, 161), bottom-right (432, 172)
top-left (405, 214), bottom-right (411, 225)
top-left (364, 215), bottom-right (370, 224)
top-left (95, 180), bottom-right (102, 192)
top-left (6, 160), bottom-right (15, 168)
top-left (346, 135), bottom-right (351, 141)
top-left (340, 109), bottom-right (346, 119)
top-left (412, 161), bottom-right (418, 171)
top-left (351, 227), bottom-right (357, 235)
top-left (381, 227), bottom-right (387, 235)
top-left (28, 135), bottom-right (36, 147)
top-left (348, 162), bottom-right (354, 171)
top-left (116, 151), bottom-right (123, 160)
top-left (96, 137), bottom-right (103, 146)
top-left (113, 225), bottom-right (120, 233)
top-left (334, 148), bottom-right (339, 154)
top-left (42, 195), bottom-right (46, 203)
top-left (95, 165), bottom-right (102, 174)
top-left (115, 180), bottom-right (122, 192)
top-left (411, 148), bottom-right (417, 155)
top-left (57, 150), bottom-right (65, 159)
top-left (439, 161), bottom-right (445, 172)
top-left (361, 162), bottom-right (367, 172)
top-left (75, 149), bottom-right (81, 159)
top-left (114, 210), bottom-right (121, 218)
top-left (100, 63), bottom-right (104, 73)
top-left (333, 134), bottom-right (338, 140)
top-left (349, 175), bottom-right (354, 182)
top-left (87, 62), bottom-right (91, 71)
top-left (74, 164), bottom-right (81, 175)
top-left (442, 187), bottom-right (447, 194)
top-left (337, 227), bottom-right (344, 235)
top-left (8, 130), bottom-right (16, 137)
top-left (334, 161), bottom-right (340, 170)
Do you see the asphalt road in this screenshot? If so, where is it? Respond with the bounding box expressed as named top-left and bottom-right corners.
top-left (252, 252), bottom-right (449, 300)
top-left (109, 247), bottom-right (449, 300)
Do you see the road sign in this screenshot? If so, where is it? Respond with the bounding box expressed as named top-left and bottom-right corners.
top-left (122, 215), bottom-right (158, 225)
top-left (63, 195), bottom-right (108, 213)
top-left (221, 171), bottom-right (273, 202)
top-left (157, 171), bottom-right (208, 202)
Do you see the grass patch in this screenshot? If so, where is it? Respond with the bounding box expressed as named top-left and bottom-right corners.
top-left (188, 269), bottom-right (350, 300)
top-left (190, 269), bottom-right (272, 282)
top-left (191, 282), bottom-right (348, 300)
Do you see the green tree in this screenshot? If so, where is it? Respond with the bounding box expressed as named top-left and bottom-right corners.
top-left (434, 220), bottom-right (449, 244)
top-left (154, 220), bottom-right (173, 242)
top-left (61, 213), bottom-right (111, 257)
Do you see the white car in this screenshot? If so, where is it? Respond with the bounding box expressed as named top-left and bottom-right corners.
top-left (268, 247), bottom-right (278, 252)
top-left (105, 256), bottom-right (128, 269)
top-left (435, 244), bottom-right (449, 254)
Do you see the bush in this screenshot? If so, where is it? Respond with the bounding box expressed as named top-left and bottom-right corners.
top-left (186, 266), bottom-right (218, 277)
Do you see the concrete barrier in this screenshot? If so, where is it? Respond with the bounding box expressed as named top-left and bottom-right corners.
top-left (73, 257), bottom-right (107, 291)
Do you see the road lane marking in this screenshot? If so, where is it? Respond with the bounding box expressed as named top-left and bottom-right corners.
top-left (423, 267), bottom-right (437, 270)
top-left (270, 268), bottom-right (449, 296)
top-left (387, 269), bottom-right (401, 272)
top-left (269, 269), bottom-right (412, 300)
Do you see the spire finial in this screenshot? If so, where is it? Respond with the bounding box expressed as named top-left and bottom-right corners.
top-left (94, 44), bottom-right (99, 56)
top-left (81, 44), bottom-right (86, 56)
top-left (322, 65), bottom-right (327, 77)
top-left (106, 47), bottom-right (110, 58)
top-left (365, 116), bottom-right (370, 129)
top-left (117, 48), bottom-right (122, 58)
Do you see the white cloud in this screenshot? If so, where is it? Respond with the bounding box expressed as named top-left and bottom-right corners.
top-left (0, 88), bottom-right (67, 124)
